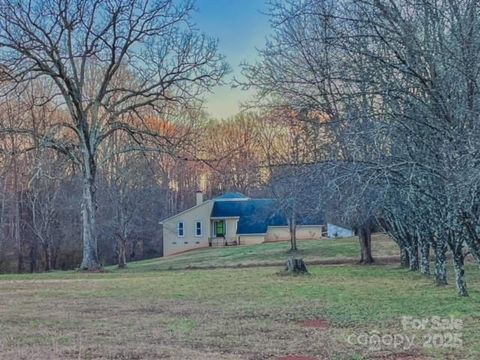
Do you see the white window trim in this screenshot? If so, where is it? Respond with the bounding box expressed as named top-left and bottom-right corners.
top-left (177, 221), bottom-right (185, 237)
top-left (195, 220), bottom-right (203, 237)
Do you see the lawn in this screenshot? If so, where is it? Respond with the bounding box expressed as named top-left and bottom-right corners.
top-left (0, 236), bottom-right (478, 360)
top-left (122, 234), bottom-right (399, 272)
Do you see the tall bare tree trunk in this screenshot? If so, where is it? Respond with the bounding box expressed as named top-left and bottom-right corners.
top-left (43, 242), bottom-right (51, 271)
top-left (14, 197), bottom-right (23, 272)
top-left (433, 239), bottom-right (448, 286)
top-left (289, 217), bottom-right (297, 251)
top-left (404, 232), bottom-right (419, 271)
top-left (420, 240), bottom-right (430, 276)
top-left (452, 248), bottom-right (468, 297)
top-left (400, 246), bottom-right (410, 268)
top-left (29, 238), bottom-right (38, 273)
top-left (359, 222), bottom-right (374, 264)
top-left (13, 152), bottom-right (23, 273)
top-left (80, 152), bottom-right (100, 270)
top-left (117, 236), bottom-right (127, 269)
top-left (0, 187), bottom-right (5, 270)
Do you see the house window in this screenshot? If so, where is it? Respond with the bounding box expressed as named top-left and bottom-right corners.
top-left (177, 222), bottom-right (184, 237)
top-left (195, 221), bottom-right (202, 237)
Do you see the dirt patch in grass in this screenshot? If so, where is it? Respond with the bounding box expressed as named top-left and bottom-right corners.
top-left (369, 351), bottom-right (428, 359)
top-left (278, 356), bottom-right (317, 360)
top-left (300, 319), bottom-right (330, 329)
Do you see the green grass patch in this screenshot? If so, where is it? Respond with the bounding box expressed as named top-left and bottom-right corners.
top-left (0, 235), bottom-right (478, 359)
top-left (106, 234), bottom-right (397, 273)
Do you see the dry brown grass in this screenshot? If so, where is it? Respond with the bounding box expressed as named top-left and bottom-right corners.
top-left (0, 284), bottom-right (342, 359)
top-left (0, 237), bottom-right (478, 359)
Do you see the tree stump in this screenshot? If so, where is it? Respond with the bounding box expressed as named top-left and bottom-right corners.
top-left (285, 257), bottom-right (308, 274)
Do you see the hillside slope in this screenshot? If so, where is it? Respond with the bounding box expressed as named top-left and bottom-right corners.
top-left (120, 234), bottom-right (398, 272)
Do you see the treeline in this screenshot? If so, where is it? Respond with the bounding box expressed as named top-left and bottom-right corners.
top-left (0, 103), bottom-right (285, 272)
top-left (240, 0), bottom-right (480, 296)
top-left (0, 145), bottom-right (182, 272)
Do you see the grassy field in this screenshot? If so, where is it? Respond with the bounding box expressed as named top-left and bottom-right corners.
top-left (123, 234), bottom-right (399, 272)
top-left (0, 236), bottom-right (479, 360)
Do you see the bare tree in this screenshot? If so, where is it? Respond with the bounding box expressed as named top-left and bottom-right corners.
top-left (25, 151), bottom-right (67, 271)
top-left (241, 0), bottom-right (480, 296)
top-left (0, 0), bottom-right (227, 269)
top-left (258, 111), bottom-right (326, 251)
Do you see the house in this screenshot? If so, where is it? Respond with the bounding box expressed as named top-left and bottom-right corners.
top-left (160, 191), bottom-right (324, 256)
top-left (327, 223), bottom-right (354, 238)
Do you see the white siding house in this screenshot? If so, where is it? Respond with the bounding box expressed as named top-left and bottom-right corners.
top-left (161, 191), bottom-right (333, 256)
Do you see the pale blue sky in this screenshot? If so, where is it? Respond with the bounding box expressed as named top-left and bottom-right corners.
top-left (192, 0), bottom-right (271, 119)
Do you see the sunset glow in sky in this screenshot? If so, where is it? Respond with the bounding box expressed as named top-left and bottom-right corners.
top-left (193, 0), bottom-right (270, 119)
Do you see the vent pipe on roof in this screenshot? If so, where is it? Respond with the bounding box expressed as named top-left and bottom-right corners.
top-left (196, 190), bottom-right (203, 206)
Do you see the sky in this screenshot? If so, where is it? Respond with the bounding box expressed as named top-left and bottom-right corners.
top-left (192, 0), bottom-right (271, 119)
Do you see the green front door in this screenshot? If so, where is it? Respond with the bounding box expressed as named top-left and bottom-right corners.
top-left (215, 220), bottom-right (226, 237)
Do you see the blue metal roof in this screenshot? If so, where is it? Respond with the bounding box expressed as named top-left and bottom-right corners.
top-left (214, 192), bottom-right (249, 200)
